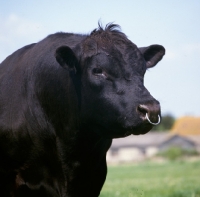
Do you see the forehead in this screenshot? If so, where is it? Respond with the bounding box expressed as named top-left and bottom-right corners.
top-left (89, 45), bottom-right (146, 79)
top-left (82, 25), bottom-right (146, 76)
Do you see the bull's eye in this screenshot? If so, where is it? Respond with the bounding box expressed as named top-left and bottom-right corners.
top-left (92, 68), bottom-right (107, 78)
top-left (92, 68), bottom-right (103, 75)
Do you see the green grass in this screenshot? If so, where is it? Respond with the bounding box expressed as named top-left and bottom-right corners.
top-left (100, 160), bottom-right (200, 197)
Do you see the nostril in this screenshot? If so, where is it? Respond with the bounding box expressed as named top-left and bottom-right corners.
top-left (137, 103), bottom-right (161, 125)
top-left (137, 104), bottom-right (149, 118)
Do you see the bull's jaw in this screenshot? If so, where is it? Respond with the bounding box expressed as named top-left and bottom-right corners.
top-left (130, 123), bottom-right (153, 136)
top-left (111, 123), bottom-right (153, 138)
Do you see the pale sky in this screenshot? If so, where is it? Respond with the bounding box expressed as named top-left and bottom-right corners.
top-left (0, 0), bottom-right (200, 118)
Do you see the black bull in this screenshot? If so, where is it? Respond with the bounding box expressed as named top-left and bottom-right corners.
top-left (0, 24), bottom-right (165, 196)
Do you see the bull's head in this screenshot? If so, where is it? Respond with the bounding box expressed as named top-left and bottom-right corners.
top-left (55, 24), bottom-right (165, 138)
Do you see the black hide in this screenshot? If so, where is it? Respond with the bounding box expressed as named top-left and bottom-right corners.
top-left (0, 23), bottom-right (165, 197)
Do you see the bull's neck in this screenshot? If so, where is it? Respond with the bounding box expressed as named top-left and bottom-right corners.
top-left (58, 126), bottom-right (112, 163)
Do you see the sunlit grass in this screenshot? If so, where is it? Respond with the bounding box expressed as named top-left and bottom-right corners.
top-left (100, 160), bottom-right (200, 197)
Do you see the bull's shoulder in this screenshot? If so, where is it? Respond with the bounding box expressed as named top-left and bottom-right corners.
top-left (0, 43), bottom-right (36, 70)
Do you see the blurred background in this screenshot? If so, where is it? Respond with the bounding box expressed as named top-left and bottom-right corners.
top-left (1, 1), bottom-right (200, 196)
top-left (1, 0), bottom-right (200, 118)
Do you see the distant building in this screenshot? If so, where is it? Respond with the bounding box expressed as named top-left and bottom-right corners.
top-left (107, 132), bottom-right (200, 164)
top-left (159, 134), bottom-right (197, 151)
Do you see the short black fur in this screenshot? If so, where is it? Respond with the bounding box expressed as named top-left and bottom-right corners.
top-left (0, 23), bottom-right (165, 197)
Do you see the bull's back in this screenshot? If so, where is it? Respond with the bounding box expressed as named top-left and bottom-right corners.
top-left (0, 43), bottom-right (36, 75)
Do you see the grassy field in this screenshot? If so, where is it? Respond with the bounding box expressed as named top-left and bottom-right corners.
top-left (100, 160), bottom-right (200, 197)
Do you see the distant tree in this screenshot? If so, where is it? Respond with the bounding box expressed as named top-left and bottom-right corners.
top-left (153, 114), bottom-right (175, 131)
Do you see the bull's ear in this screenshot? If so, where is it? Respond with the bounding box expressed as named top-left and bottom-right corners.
top-left (139, 45), bottom-right (165, 68)
top-left (55, 46), bottom-right (79, 72)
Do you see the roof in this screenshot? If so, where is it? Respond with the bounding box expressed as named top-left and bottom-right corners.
top-left (158, 134), bottom-right (196, 149)
top-left (110, 132), bottom-right (200, 150)
top-left (186, 135), bottom-right (200, 145)
top-left (171, 116), bottom-right (200, 135)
